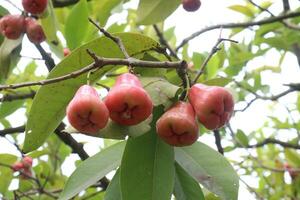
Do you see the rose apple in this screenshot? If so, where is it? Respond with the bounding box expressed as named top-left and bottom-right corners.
top-left (104, 73), bottom-right (153, 126)
top-left (156, 101), bottom-right (199, 146)
top-left (188, 84), bottom-right (234, 130)
top-left (182, 0), bottom-right (201, 12)
top-left (25, 17), bottom-right (46, 44)
top-left (22, 0), bottom-right (48, 15)
top-left (0, 15), bottom-right (25, 39)
top-left (66, 85), bottom-right (109, 134)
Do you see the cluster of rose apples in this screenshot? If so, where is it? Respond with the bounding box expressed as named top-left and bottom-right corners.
top-left (0, 0), bottom-right (47, 43)
top-left (11, 156), bottom-right (33, 179)
top-left (66, 73), bottom-right (234, 147)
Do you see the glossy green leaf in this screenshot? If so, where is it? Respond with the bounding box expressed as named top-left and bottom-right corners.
top-left (297, 94), bottom-right (300, 112)
top-left (0, 154), bottom-right (17, 194)
top-left (65, 0), bottom-right (89, 50)
top-left (104, 170), bottom-right (122, 200)
top-left (0, 99), bottom-right (25, 118)
top-left (235, 129), bottom-right (249, 147)
top-left (0, 38), bottom-right (22, 83)
top-left (120, 108), bottom-right (175, 200)
top-left (203, 77), bottom-right (232, 87)
top-left (93, 0), bottom-right (123, 26)
top-left (174, 163), bottom-right (205, 200)
top-left (175, 142), bottom-right (239, 200)
top-left (59, 142), bottom-right (126, 200)
top-left (23, 33), bottom-right (159, 152)
top-left (285, 149), bottom-right (300, 167)
top-left (142, 77), bottom-right (180, 107)
top-left (137, 0), bottom-right (181, 25)
top-left (41, 0), bottom-right (62, 56)
top-left (67, 116), bottom-right (152, 139)
top-left (0, 6), bottom-right (9, 45)
top-left (228, 5), bottom-right (254, 18)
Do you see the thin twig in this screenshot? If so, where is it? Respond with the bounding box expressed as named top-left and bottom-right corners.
top-left (247, 0), bottom-right (300, 30)
top-left (0, 57), bottom-right (185, 91)
top-left (153, 24), bottom-right (179, 59)
top-left (88, 18), bottom-right (130, 59)
top-left (245, 138), bottom-right (300, 149)
top-left (0, 91), bottom-right (36, 102)
top-left (96, 83), bottom-right (110, 91)
top-left (35, 44), bottom-right (56, 71)
top-left (213, 130), bottom-right (224, 155)
top-left (0, 125), bottom-right (25, 136)
top-left (176, 11), bottom-right (300, 51)
top-left (234, 81), bottom-right (298, 101)
top-left (227, 124), bottom-right (300, 149)
top-left (192, 38), bottom-right (238, 84)
top-left (54, 123), bottom-right (110, 189)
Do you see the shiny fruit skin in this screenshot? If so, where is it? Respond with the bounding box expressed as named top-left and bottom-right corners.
top-left (22, 0), bottom-right (48, 15)
top-left (22, 156), bottom-right (33, 168)
top-left (104, 73), bottom-right (153, 126)
top-left (25, 17), bottom-right (46, 44)
top-left (156, 101), bottom-right (199, 146)
top-left (12, 162), bottom-right (24, 172)
top-left (66, 85), bottom-right (109, 135)
top-left (188, 84), bottom-right (234, 130)
top-left (0, 15), bottom-right (25, 39)
top-left (182, 0), bottom-right (201, 12)
top-left (63, 48), bottom-right (70, 57)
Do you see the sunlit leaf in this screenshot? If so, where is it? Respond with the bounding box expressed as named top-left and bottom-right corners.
top-left (59, 142), bottom-right (126, 200)
top-left (174, 163), bottom-right (205, 200)
top-left (137, 0), bottom-right (181, 25)
top-left (120, 108), bottom-right (175, 200)
top-left (175, 142), bottom-right (239, 200)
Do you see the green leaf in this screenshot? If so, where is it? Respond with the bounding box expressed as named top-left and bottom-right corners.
top-left (285, 149), bottom-right (300, 167)
top-left (40, 0), bottom-right (62, 56)
top-left (137, 0), bottom-right (181, 25)
top-left (228, 5), bottom-right (254, 18)
top-left (203, 77), bottom-right (232, 87)
top-left (0, 99), bottom-right (25, 118)
top-left (235, 129), bottom-right (249, 147)
top-left (142, 77), bottom-right (180, 107)
top-left (206, 53), bottom-right (220, 79)
top-left (65, 0), bottom-right (89, 50)
top-left (260, 1), bottom-right (272, 10)
top-left (0, 38), bottom-right (22, 83)
top-left (174, 163), bottom-right (205, 200)
top-left (104, 170), bottom-right (122, 200)
top-left (59, 142), bottom-right (126, 200)
top-left (120, 108), bottom-right (175, 200)
top-left (297, 94), bottom-right (300, 112)
top-left (0, 154), bottom-right (17, 194)
top-left (23, 33), bottom-right (159, 153)
top-left (93, 0), bottom-right (123, 26)
top-left (175, 142), bottom-right (239, 200)
top-left (67, 116), bottom-right (152, 139)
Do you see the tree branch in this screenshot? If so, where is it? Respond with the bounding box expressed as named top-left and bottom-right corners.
top-left (35, 44), bottom-right (56, 71)
top-left (176, 11), bottom-right (300, 51)
top-left (88, 18), bottom-right (130, 59)
top-left (153, 24), bottom-right (179, 59)
top-left (245, 138), bottom-right (300, 149)
top-left (213, 130), bottom-right (224, 155)
top-left (0, 57), bottom-right (185, 91)
top-left (0, 91), bottom-right (36, 102)
top-left (192, 38), bottom-right (238, 84)
top-left (0, 125), bottom-right (25, 136)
